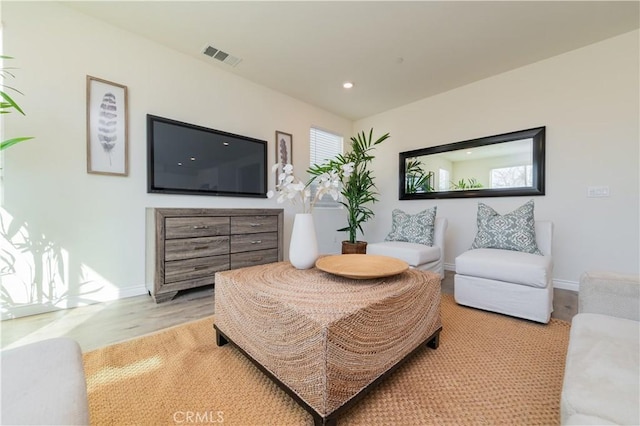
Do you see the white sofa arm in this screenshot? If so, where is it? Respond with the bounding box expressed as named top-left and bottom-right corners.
top-left (579, 271), bottom-right (640, 321)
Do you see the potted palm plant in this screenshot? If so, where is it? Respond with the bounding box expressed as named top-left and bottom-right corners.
top-left (308, 128), bottom-right (389, 254)
top-left (1, 55), bottom-right (33, 150)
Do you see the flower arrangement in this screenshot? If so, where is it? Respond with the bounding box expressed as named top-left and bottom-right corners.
top-left (268, 128), bottom-right (389, 246)
top-left (267, 163), bottom-right (348, 213)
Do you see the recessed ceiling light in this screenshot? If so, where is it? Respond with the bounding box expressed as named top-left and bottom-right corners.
top-left (343, 82), bottom-right (354, 89)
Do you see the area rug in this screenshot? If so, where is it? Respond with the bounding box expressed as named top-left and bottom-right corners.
top-left (83, 294), bottom-right (570, 425)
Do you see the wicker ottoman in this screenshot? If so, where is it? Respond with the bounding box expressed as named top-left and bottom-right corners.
top-left (214, 261), bottom-right (442, 425)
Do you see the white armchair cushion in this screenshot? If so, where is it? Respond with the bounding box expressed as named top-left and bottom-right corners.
top-left (561, 313), bottom-right (640, 425)
top-left (456, 248), bottom-right (552, 288)
top-left (367, 241), bottom-right (440, 267)
top-left (1, 338), bottom-right (90, 425)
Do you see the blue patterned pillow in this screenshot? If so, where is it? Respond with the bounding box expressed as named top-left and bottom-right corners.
top-left (470, 200), bottom-right (542, 255)
top-left (385, 207), bottom-right (437, 246)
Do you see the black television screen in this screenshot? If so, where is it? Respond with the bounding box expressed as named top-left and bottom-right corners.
top-left (147, 115), bottom-right (267, 198)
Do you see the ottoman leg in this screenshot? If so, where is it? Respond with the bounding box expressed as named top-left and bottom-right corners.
top-left (427, 328), bottom-right (441, 349)
top-left (313, 414), bottom-right (337, 426)
top-left (214, 326), bottom-right (228, 347)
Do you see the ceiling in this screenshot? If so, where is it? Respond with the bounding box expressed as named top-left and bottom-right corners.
top-left (64, 1), bottom-right (640, 121)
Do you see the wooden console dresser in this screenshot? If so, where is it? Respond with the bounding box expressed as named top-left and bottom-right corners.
top-left (146, 208), bottom-right (283, 302)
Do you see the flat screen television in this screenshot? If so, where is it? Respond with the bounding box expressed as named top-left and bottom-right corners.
top-left (147, 115), bottom-right (267, 198)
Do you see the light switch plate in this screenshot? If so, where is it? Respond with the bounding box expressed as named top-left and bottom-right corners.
top-left (587, 186), bottom-right (610, 197)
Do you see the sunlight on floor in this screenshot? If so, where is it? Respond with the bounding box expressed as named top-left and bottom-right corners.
top-left (2, 301), bottom-right (110, 350)
top-left (87, 355), bottom-right (164, 392)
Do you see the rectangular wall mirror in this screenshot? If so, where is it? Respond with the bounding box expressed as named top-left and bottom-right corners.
top-left (399, 127), bottom-right (545, 199)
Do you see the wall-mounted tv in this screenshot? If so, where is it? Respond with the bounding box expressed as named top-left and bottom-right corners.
top-left (147, 115), bottom-right (267, 198)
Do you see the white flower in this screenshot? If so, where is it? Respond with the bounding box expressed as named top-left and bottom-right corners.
top-left (269, 163), bottom-right (313, 213)
top-left (342, 162), bottom-right (355, 178)
top-left (314, 170), bottom-right (342, 202)
top-left (269, 162), bottom-right (343, 213)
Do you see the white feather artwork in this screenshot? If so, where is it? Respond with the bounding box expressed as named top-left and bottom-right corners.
top-left (98, 92), bottom-right (118, 165)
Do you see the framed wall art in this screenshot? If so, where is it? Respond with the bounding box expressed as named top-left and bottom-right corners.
top-left (275, 130), bottom-right (292, 178)
top-left (86, 75), bottom-right (129, 176)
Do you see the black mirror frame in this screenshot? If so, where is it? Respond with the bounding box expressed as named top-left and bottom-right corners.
top-left (399, 127), bottom-right (545, 200)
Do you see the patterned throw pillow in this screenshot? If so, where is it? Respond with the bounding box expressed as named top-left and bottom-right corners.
top-left (470, 200), bottom-right (542, 255)
top-left (385, 207), bottom-right (437, 246)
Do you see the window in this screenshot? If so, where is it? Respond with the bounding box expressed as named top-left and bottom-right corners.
top-left (490, 165), bottom-right (532, 188)
top-left (309, 127), bottom-right (343, 208)
top-left (438, 168), bottom-right (450, 191)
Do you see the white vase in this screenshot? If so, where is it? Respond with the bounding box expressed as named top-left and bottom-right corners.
top-left (289, 213), bottom-right (319, 269)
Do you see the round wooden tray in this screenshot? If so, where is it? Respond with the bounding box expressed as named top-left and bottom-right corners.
top-left (315, 254), bottom-right (409, 280)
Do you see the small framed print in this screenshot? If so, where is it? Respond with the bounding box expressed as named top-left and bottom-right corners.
top-left (86, 75), bottom-right (128, 176)
top-left (275, 130), bottom-right (293, 178)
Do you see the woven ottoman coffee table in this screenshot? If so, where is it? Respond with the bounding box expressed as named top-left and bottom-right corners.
top-left (214, 260), bottom-right (442, 425)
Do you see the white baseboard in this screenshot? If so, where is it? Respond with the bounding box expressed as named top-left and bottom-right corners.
top-left (445, 263), bottom-right (579, 292)
top-left (553, 279), bottom-right (579, 292)
top-left (1, 285), bottom-right (149, 320)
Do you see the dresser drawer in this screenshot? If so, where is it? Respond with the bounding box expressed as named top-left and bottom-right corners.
top-left (164, 255), bottom-right (229, 284)
top-left (230, 232), bottom-right (278, 253)
top-left (165, 236), bottom-right (230, 262)
top-left (149, 208), bottom-right (283, 303)
top-left (165, 217), bottom-right (230, 239)
top-left (230, 216), bottom-right (278, 234)
top-left (230, 249), bottom-right (279, 269)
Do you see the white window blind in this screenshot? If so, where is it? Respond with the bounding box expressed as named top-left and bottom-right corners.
top-left (438, 168), bottom-right (450, 191)
top-left (309, 127), bottom-right (343, 208)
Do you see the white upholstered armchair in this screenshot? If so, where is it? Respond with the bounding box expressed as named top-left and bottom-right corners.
top-left (454, 220), bottom-right (554, 323)
top-left (367, 217), bottom-right (448, 279)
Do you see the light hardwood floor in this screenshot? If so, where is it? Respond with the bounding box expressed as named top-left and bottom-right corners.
top-left (1, 271), bottom-right (577, 352)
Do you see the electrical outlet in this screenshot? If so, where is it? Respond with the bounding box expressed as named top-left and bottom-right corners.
top-left (587, 186), bottom-right (610, 198)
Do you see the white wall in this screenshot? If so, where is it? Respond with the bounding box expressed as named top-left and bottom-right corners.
top-left (0, 2), bottom-right (351, 318)
top-left (2, 3), bottom-right (637, 319)
top-left (356, 30), bottom-right (640, 288)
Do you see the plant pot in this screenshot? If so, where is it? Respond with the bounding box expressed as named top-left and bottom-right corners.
top-left (341, 240), bottom-right (367, 254)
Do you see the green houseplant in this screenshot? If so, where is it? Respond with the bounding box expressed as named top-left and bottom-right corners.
top-left (1, 55), bottom-right (32, 150)
top-left (405, 158), bottom-right (434, 193)
top-left (308, 128), bottom-right (389, 253)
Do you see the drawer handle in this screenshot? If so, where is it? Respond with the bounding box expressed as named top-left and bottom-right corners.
top-left (249, 223), bottom-right (262, 227)
top-left (193, 225), bottom-right (210, 230)
top-left (250, 240), bottom-right (262, 244)
top-left (193, 246), bottom-right (209, 251)
top-left (248, 256), bottom-right (263, 262)
top-left (193, 265), bottom-right (209, 271)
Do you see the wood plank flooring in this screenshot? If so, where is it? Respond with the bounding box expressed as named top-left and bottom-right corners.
top-left (1, 271), bottom-right (577, 352)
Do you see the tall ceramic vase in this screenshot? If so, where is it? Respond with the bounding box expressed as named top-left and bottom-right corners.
top-left (289, 213), bottom-right (319, 269)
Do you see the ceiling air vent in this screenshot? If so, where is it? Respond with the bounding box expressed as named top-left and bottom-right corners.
top-left (202, 44), bottom-right (242, 67)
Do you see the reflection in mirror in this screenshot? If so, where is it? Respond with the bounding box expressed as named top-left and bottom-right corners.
top-left (399, 127), bottom-right (545, 200)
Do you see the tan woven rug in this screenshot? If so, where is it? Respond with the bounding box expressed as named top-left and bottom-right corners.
top-left (84, 294), bottom-right (570, 425)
